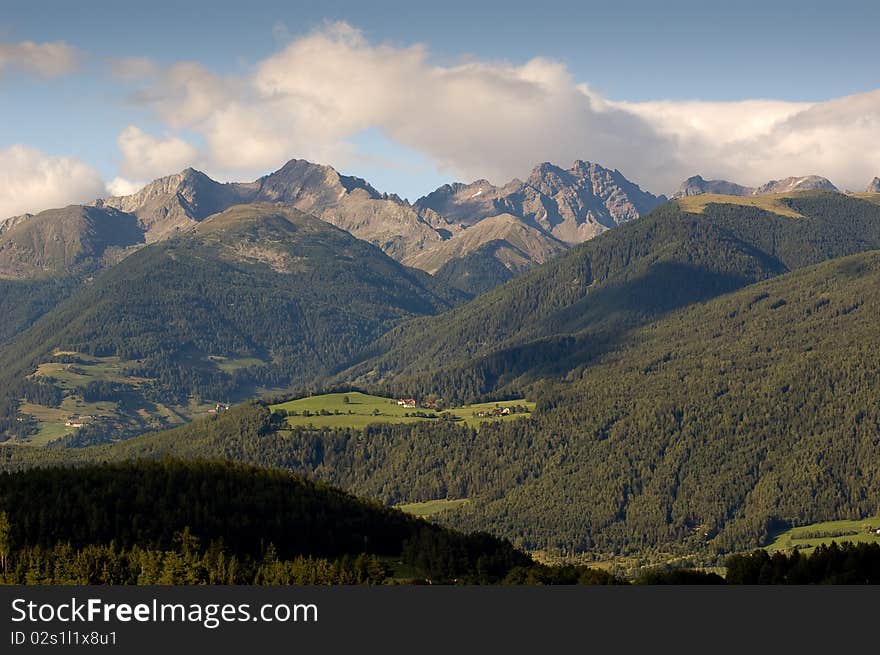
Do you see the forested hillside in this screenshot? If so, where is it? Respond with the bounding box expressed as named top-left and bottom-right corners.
top-left (0, 458), bottom-right (537, 584)
top-left (343, 193), bottom-right (880, 402)
top-left (7, 248), bottom-right (879, 558)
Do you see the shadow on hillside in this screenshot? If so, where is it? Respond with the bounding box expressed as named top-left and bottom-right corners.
top-left (460, 261), bottom-right (766, 391)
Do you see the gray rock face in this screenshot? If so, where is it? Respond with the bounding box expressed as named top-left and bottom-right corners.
top-left (97, 160), bottom-right (450, 261)
top-left (415, 160), bottom-right (667, 246)
top-left (0, 213), bottom-right (32, 236)
top-left (673, 175), bottom-right (755, 198)
top-left (99, 168), bottom-right (241, 242)
top-left (95, 158), bottom-right (666, 274)
top-left (244, 159), bottom-right (449, 261)
top-left (867, 177), bottom-right (880, 193)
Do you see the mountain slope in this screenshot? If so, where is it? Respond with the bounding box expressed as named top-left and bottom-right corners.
top-left (99, 160), bottom-right (453, 261)
top-left (402, 213), bottom-right (567, 294)
top-left (867, 177), bottom-right (880, 193)
top-left (244, 159), bottom-right (453, 260)
top-left (341, 192), bottom-right (880, 401)
top-left (445, 248), bottom-right (880, 553)
top-left (0, 205), bottom-right (143, 341)
top-left (0, 205), bottom-right (143, 279)
top-left (0, 204), bottom-right (463, 442)
top-left (9, 252), bottom-right (880, 558)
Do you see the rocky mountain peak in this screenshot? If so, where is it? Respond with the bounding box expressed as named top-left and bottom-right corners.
top-left (754, 175), bottom-right (838, 194)
top-left (866, 177), bottom-right (880, 193)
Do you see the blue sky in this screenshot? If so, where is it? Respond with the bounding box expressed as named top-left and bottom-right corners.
top-left (1, 0), bottom-right (879, 215)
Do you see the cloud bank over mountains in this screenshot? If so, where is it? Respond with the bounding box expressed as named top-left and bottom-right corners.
top-left (0, 145), bottom-right (105, 218)
top-left (2, 25), bottom-right (880, 216)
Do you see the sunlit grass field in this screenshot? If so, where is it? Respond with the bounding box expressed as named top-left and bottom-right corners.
top-left (270, 392), bottom-right (534, 430)
top-left (396, 498), bottom-right (470, 518)
top-left (677, 193), bottom-right (804, 218)
top-left (767, 516), bottom-right (880, 554)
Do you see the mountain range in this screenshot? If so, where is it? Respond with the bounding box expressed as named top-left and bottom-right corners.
top-left (6, 191), bottom-right (880, 559)
top-left (1, 159), bottom-right (665, 290)
top-left (3, 153), bottom-right (880, 562)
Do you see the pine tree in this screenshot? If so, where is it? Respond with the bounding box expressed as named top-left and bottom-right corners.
top-left (0, 511), bottom-right (11, 578)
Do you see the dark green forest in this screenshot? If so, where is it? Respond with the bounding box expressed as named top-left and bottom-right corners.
top-left (0, 459), bottom-right (536, 584)
top-left (1, 459), bottom-right (877, 584)
top-left (7, 247), bottom-right (880, 557)
top-left (2, 194), bottom-right (880, 571)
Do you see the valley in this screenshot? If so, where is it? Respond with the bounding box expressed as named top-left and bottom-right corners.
top-left (2, 165), bottom-right (880, 573)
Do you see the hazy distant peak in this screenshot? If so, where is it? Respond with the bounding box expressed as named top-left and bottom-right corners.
top-left (754, 175), bottom-right (838, 194)
top-left (673, 175), bottom-right (755, 198)
top-left (675, 174), bottom-right (839, 198)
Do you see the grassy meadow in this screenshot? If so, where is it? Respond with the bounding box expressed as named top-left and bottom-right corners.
top-left (396, 498), bottom-right (470, 518)
top-left (270, 392), bottom-right (534, 430)
top-left (676, 193), bottom-right (804, 218)
top-left (767, 516), bottom-right (880, 555)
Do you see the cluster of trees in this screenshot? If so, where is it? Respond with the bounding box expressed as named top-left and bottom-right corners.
top-left (0, 459), bottom-right (540, 584)
top-left (725, 543), bottom-right (880, 584)
top-left (1, 537), bottom-right (392, 585)
top-left (80, 380), bottom-right (134, 403)
top-left (19, 379), bottom-right (63, 407)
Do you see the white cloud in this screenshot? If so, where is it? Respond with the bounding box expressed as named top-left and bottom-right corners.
top-left (108, 56), bottom-right (158, 80)
top-left (106, 176), bottom-right (145, 197)
top-left (0, 145), bottom-right (105, 218)
top-left (117, 125), bottom-right (199, 179)
top-left (125, 22), bottom-right (880, 194)
top-left (0, 40), bottom-right (82, 78)
top-left (615, 94), bottom-right (880, 190)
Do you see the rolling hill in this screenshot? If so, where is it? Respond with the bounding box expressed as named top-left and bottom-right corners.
top-left (0, 457), bottom-right (534, 584)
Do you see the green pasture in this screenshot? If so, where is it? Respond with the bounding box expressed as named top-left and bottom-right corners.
top-left (270, 392), bottom-right (534, 430)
